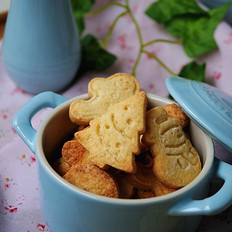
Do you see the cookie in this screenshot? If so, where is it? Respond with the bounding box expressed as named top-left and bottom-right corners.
top-left (137, 183), bottom-right (176, 199)
top-left (153, 179), bottom-right (176, 196)
top-left (69, 73), bottom-right (140, 125)
top-left (143, 106), bottom-right (201, 188)
top-left (75, 91), bottom-right (147, 173)
top-left (112, 172), bottom-right (135, 199)
top-left (137, 189), bottom-right (156, 199)
top-left (63, 164), bottom-right (119, 198)
top-left (53, 157), bottom-right (71, 176)
top-left (164, 103), bottom-right (189, 128)
top-left (62, 140), bottom-right (91, 166)
top-left (130, 163), bottom-right (176, 198)
top-left (129, 163), bottom-right (156, 191)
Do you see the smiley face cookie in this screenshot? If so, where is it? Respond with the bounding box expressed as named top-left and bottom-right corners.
top-left (143, 106), bottom-right (201, 188)
top-left (69, 73), bottom-right (140, 125)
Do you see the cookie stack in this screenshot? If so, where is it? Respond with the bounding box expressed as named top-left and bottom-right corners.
top-left (53, 73), bottom-right (201, 199)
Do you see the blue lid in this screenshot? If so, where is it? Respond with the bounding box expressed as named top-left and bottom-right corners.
top-left (166, 76), bottom-right (232, 153)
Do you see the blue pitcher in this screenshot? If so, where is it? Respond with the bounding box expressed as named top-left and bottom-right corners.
top-left (2, 0), bottom-right (81, 94)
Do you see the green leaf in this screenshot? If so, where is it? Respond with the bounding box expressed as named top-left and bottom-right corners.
top-left (178, 61), bottom-right (206, 82)
top-left (71, 0), bottom-right (95, 35)
top-left (145, 0), bottom-right (207, 24)
top-left (72, 11), bottom-right (85, 36)
top-left (71, 0), bottom-right (95, 13)
top-left (80, 34), bottom-right (117, 72)
top-left (166, 2), bottom-right (231, 57)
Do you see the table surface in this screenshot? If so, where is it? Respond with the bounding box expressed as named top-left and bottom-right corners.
top-left (1, 1), bottom-right (232, 231)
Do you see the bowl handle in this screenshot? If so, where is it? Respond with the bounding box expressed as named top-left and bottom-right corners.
top-left (13, 91), bottom-right (68, 154)
top-left (168, 158), bottom-right (232, 216)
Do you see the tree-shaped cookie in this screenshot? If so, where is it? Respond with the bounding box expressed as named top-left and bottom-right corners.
top-left (69, 73), bottom-right (140, 125)
top-left (75, 91), bottom-right (147, 173)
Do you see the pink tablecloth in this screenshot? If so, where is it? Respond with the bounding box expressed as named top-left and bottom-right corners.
top-left (1, 1), bottom-right (232, 231)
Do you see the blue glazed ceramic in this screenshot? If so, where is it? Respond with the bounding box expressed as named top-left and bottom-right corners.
top-left (166, 76), bottom-right (232, 153)
top-left (200, 0), bottom-right (232, 25)
top-left (2, 0), bottom-right (80, 94)
top-left (13, 91), bottom-right (232, 232)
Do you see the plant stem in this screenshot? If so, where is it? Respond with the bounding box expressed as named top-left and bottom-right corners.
top-left (86, 0), bottom-right (179, 77)
top-left (85, 2), bottom-right (126, 17)
top-left (125, 1), bottom-right (143, 46)
top-left (125, 0), bottom-right (144, 76)
top-left (100, 11), bottom-right (128, 48)
top-left (142, 50), bottom-right (178, 76)
top-left (131, 49), bottom-right (143, 76)
top-left (143, 38), bottom-right (182, 47)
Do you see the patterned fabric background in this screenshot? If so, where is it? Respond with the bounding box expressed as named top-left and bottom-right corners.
top-left (0, 1), bottom-right (232, 231)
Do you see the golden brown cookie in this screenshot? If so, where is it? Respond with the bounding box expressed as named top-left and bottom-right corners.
top-left (137, 189), bottom-right (156, 199)
top-left (62, 140), bottom-right (91, 166)
top-left (63, 164), bottom-right (119, 198)
top-left (132, 163), bottom-right (176, 198)
top-left (112, 173), bottom-right (135, 199)
top-left (53, 157), bottom-right (71, 176)
top-left (137, 183), bottom-right (176, 199)
top-left (143, 106), bottom-right (201, 188)
top-left (164, 103), bottom-right (189, 128)
top-left (153, 179), bottom-right (176, 196)
top-left (129, 163), bottom-right (156, 191)
top-left (75, 91), bottom-right (147, 173)
top-left (69, 73), bottom-right (140, 125)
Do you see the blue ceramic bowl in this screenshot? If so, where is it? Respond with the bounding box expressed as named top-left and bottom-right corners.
top-left (12, 92), bottom-right (232, 232)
